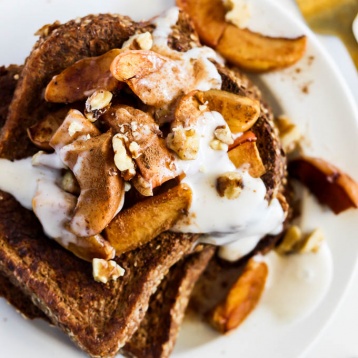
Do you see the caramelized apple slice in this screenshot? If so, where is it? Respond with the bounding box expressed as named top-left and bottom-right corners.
top-left (228, 138), bottom-right (266, 178)
top-left (216, 25), bottom-right (307, 72)
top-left (288, 156), bottom-right (358, 214)
top-left (176, 0), bottom-right (306, 72)
top-left (27, 107), bottom-right (70, 150)
top-left (104, 184), bottom-right (192, 254)
top-left (49, 109), bottom-right (100, 151)
top-left (45, 49), bottom-right (121, 103)
top-left (60, 132), bottom-right (124, 237)
top-left (176, 0), bottom-right (227, 47)
top-left (196, 90), bottom-right (261, 133)
top-left (172, 90), bottom-right (260, 134)
top-left (208, 258), bottom-right (268, 333)
top-left (135, 137), bottom-right (178, 191)
top-left (67, 235), bottom-right (116, 262)
top-left (174, 90), bottom-right (203, 128)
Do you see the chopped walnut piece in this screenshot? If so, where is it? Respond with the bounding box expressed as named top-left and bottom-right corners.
top-left (214, 125), bottom-right (234, 145)
top-left (299, 228), bottom-right (324, 253)
top-left (166, 127), bottom-right (199, 160)
top-left (275, 115), bottom-right (301, 153)
top-left (129, 141), bottom-right (141, 159)
top-left (92, 259), bottom-right (125, 284)
top-left (276, 226), bottom-right (324, 254)
top-left (210, 139), bottom-right (229, 151)
top-left (122, 32), bottom-right (153, 51)
top-left (275, 225), bottom-right (302, 254)
top-left (132, 174), bottom-right (153, 196)
top-left (85, 90), bottom-right (113, 122)
top-left (216, 172), bottom-right (243, 199)
top-left (61, 170), bottom-right (80, 195)
top-left (112, 134), bottom-right (136, 180)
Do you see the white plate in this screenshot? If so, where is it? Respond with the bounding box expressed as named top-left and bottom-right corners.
top-left (0, 0), bottom-right (358, 357)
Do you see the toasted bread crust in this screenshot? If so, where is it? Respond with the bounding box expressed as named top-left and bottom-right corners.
top-left (122, 245), bottom-right (215, 358)
top-left (0, 65), bottom-right (22, 129)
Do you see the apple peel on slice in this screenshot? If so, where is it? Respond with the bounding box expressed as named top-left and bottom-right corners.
top-left (288, 156), bottom-right (358, 214)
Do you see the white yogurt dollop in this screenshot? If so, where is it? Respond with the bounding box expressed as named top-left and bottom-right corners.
top-left (172, 111), bottom-right (285, 260)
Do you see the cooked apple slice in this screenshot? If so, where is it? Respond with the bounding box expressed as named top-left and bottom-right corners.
top-left (67, 235), bottom-right (116, 262)
top-left (176, 0), bottom-right (227, 47)
top-left (45, 49), bottom-right (122, 103)
top-left (104, 184), bottom-right (192, 254)
top-left (110, 50), bottom-right (167, 82)
top-left (208, 258), bottom-right (268, 333)
top-left (288, 156), bottom-right (358, 214)
top-left (228, 138), bottom-right (266, 178)
top-left (135, 136), bottom-right (178, 191)
top-left (60, 132), bottom-right (124, 237)
top-left (27, 107), bottom-right (70, 150)
top-left (172, 90), bottom-right (260, 134)
top-left (196, 90), bottom-right (261, 133)
top-left (216, 25), bottom-right (307, 72)
top-left (174, 90), bottom-right (203, 127)
top-left (176, 0), bottom-right (306, 72)
top-left (49, 109), bottom-right (100, 151)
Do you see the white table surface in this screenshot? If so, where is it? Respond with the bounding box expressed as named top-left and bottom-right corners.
top-left (275, 1), bottom-right (358, 357)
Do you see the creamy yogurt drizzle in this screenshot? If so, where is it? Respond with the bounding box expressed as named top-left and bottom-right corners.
top-left (172, 111), bottom-right (285, 260)
top-left (260, 242), bottom-right (333, 322)
top-left (0, 157), bottom-right (60, 209)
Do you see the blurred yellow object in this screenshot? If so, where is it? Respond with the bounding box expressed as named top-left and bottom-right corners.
top-left (296, 0), bottom-right (358, 70)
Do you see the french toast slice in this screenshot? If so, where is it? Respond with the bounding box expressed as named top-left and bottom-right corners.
top-left (0, 9), bottom-right (287, 358)
top-left (0, 187), bottom-right (199, 357)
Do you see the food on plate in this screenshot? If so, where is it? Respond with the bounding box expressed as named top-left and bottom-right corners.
top-left (45, 49), bottom-right (122, 103)
top-left (276, 225), bottom-right (324, 255)
top-left (275, 115), bottom-right (302, 154)
top-left (105, 184), bottom-right (192, 254)
top-left (228, 136), bottom-right (266, 178)
top-left (0, 3), bottom-right (356, 358)
top-left (208, 258), bottom-right (268, 333)
top-left (176, 0), bottom-right (307, 71)
top-left (288, 156), bottom-right (358, 214)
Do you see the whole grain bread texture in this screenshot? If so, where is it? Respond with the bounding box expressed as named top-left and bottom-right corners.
top-left (0, 65), bottom-right (22, 129)
top-left (0, 9), bottom-right (287, 358)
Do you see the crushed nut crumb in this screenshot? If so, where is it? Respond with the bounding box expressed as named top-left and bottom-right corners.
top-left (166, 127), bottom-right (199, 160)
top-left (214, 125), bottom-right (234, 145)
top-left (216, 172), bottom-right (243, 199)
top-left (92, 259), bottom-right (125, 284)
